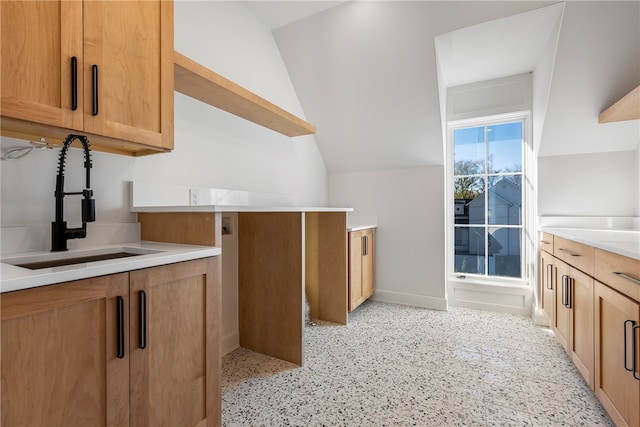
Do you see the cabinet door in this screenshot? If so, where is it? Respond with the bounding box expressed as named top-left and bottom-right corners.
top-left (553, 258), bottom-right (571, 352)
top-left (1, 0), bottom-right (84, 130)
top-left (539, 250), bottom-right (555, 322)
top-left (83, 0), bottom-right (173, 150)
top-left (349, 230), bottom-right (363, 312)
top-left (569, 267), bottom-right (594, 389)
top-left (1, 274), bottom-right (130, 427)
top-left (362, 229), bottom-right (375, 300)
top-left (595, 281), bottom-right (640, 427)
top-left (129, 258), bottom-right (220, 427)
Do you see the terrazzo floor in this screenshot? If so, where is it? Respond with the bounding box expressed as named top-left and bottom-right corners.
top-left (222, 301), bottom-right (613, 426)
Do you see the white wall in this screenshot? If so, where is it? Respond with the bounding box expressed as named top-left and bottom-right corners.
top-left (537, 1), bottom-right (639, 217)
top-left (329, 166), bottom-right (446, 310)
top-left (538, 150), bottom-right (638, 217)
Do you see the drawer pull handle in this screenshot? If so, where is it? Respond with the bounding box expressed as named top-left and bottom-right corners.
top-left (91, 64), bottom-right (99, 116)
top-left (561, 275), bottom-right (572, 309)
top-left (558, 247), bottom-right (580, 257)
top-left (139, 290), bottom-right (147, 350)
top-left (116, 296), bottom-right (125, 359)
top-left (633, 324), bottom-right (640, 381)
top-left (613, 272), bottom-right (640, 286)
top-left (624, 320), bottom-right (635, 372)
top-left (70, 56), bottom-right (77, 111)
top-left (540, 240), bottom-right (551, 245)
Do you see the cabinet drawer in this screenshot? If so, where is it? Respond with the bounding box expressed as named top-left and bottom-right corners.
top-left (540, 232), bottom-right (554, 254)
top-left (554, 236), bottom-right (595, 276)
top-left (595, 248), bottom-right (640, 302)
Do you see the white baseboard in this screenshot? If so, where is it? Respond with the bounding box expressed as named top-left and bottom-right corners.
top-left (371, 289), bottom-right (448, 311)
top-left (448, 282), bottom-right (533, 317)
top-left (532, 307), bottom-right (551, 326)
top-left (221, 331), bottom-right (240, 357)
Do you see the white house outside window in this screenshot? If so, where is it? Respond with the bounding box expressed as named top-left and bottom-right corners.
top-left (452, 120), bottom-right (524, 279)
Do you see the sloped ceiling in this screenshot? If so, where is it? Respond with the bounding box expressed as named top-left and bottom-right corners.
top-left (247, 1), bottom-right (640, 174)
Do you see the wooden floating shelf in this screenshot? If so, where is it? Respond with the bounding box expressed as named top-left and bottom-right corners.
top-left (598, 85), bottom-right (640, 123)
top-left (174, 51), bottom-right (316, 137)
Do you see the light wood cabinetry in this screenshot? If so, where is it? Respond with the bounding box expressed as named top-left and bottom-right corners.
top-left (541, 231), bottom-right (640, 426)
top-left (550, 251), bottom-right (596, 389)
top-left (552, 257), bottom-right (571, 351)
top-left (594, 256), bottom-right (640, 427)
top-left (349, 228), bottom-right (375, 312)
top-left (568, 265), bottom-right (595, 388)
top-left (539, 232), bottom-right (555, 322)
top-left (174, 52), bottom-right (315, 137)
top-left (1, 0), bottom-right (174, 156)
top-left (595, 281), bottom-right (640, 427)
top-left (1, 273), bottom-right (130, 426)
top-left (1, 257), bottom-right (220, 427)
top-left (599, 85), bottom-right (640, 123)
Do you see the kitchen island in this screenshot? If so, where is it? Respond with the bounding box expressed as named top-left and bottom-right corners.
top-left (130, 181), bottom-right (355, 366)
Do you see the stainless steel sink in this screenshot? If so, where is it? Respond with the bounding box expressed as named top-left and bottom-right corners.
top-left (2, 247), bottom-right (163, 270)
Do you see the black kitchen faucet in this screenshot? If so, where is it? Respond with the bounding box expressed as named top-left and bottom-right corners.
top-left (51, 134), bottom-right (96, 251)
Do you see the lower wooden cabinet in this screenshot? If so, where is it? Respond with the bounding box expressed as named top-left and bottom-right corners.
top-left (348, 228), bottom-right (375, 312)
top-left (1, 273), bottom-right (130, 426)
top-left (551, 257), bottom-right (595, 389)
top-left (539, 248), bottom-right (555, 322)
top-left (1, 257), bottom-right (221, 427)
top-left (595, 281), bottom-right (640, 427)
top-left (541, 232), bottom-right (640, 426)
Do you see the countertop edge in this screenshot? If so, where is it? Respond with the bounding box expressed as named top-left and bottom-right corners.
top-left (347, 225), bottom-right (377, 231)
top-left (541, 227), bottom-right (640, 261)
top-left (131, 205), bottom-right (354, 213)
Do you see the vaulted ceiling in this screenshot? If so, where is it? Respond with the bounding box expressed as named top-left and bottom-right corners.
top-left (243, 1), bottom-right (640, 174)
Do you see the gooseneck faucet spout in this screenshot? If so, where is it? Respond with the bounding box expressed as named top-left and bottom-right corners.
top-left (51, 134), bottom-right (96, 252)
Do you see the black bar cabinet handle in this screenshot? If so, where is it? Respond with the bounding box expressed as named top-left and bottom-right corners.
top-left (566, 276), bottom-right (572, 309)
top-left (624, 320), bottom-right (634, 372)
top-left (561, 275), bottom-right (567, 307)
top-left (139, 290), bottom-right (147, 349)
top-left (116, 296), bottom-right (125, 359)
top-left (633, 324), bottom-right (640, 380)
top-left (70, 56), bottom-right (77, 111)
top-left (91, 64), bottom-right (99, 116)
top-left (546, 264), bottom-right (553, 290)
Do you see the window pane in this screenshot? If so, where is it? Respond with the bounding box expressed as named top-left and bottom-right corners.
top-left (454, 127), bottom-right (485, 176)
top-left (454, 227), bottom-right (485, 275)
top-left (465, 177), bottom-right (486, 225)
top-left (488, 227), bottom-right (521, 278)
top-left (487, 122), bottom-right (522, 173)
top-left (488, 175), bottom-right (522, 225)
top-left (453, 176), bottom-right (483, 201)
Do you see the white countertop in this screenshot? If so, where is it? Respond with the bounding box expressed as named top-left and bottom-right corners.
top-left (131, 205), bottom-right (353, 213)
top-left (347, 224), bottom-right (377, 231)
top-left (542, 227), bottom-right (640, 261)
top-left (0, 241), bottom-right (221, 293)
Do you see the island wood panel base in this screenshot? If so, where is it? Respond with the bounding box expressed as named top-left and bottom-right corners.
top-left (139, 212), bottom-right (222, 247)
top-left (305, 211), bottom-right (348, 325)
top-left (238, 212), bottom-right (303, 365)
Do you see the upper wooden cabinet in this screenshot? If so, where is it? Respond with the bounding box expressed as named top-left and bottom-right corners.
top-left (599, 85), bottom-right (640, 123)
top-left (0, 0), bottom-right (174, 156)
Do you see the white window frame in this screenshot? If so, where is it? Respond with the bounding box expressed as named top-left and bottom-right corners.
top-left (446, 111), bottom-right (532, 288)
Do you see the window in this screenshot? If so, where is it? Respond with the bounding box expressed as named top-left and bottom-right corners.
top-left (451, 119), bottom-right (524, 279)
